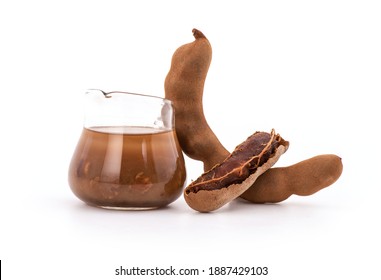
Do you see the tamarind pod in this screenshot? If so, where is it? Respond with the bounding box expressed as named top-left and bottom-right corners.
top-left (240, 154), bottom-right (343, 203)
top-left (184, 130), bottom-right (289, 212)
top-left (164, 28), bottom-right (229, 171)
top-left (164, 29), bottom-right (343, 209)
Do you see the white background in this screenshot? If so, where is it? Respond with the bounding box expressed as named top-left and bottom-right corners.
top-left (1, 0), bottom-right (380, 279)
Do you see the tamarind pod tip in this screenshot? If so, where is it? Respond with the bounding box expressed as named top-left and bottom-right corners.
top-left (192, 28), bottom-right (206, 39)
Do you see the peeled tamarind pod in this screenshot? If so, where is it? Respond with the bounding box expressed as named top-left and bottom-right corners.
top-left (165, 28), bottom-right (229, 171)
top-left (240, 154), bottom-right (343, 203)
top-left (184, 130), bottom-right (289, 212)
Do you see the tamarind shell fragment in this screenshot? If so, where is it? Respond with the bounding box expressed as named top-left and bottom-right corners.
top-left (184, 129), bottom-right (289, 212)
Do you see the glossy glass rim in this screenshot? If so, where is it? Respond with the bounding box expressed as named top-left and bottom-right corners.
top-left (85, 89), bottom-right (172, 105)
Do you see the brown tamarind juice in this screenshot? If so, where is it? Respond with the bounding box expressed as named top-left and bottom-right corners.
top-left (68, 126), bottom-right (186, 209)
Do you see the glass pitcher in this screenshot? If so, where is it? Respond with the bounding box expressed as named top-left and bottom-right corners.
top-left (68, 90), bottom-right (187, 210)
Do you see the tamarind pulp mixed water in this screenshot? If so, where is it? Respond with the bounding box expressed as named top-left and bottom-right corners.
top-left (69, 126), bottom-right (186, 209)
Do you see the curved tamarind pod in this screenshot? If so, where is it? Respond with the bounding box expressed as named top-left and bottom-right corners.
top-left (164, 29), bottom-right (343, 207)
top-left (240, 154), bottom-right (343, 203)
top-left (184, 130), bottom-right (289, 212)
top-left (164, 28), bottom-right (229, 171)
